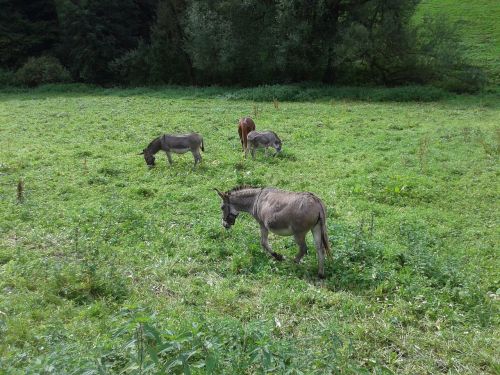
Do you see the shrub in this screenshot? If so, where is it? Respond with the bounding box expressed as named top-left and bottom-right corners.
top-left (0, 68), bottom-right (16, 86)
top-left (437, 66), bottom-right (488, 94)
top-left (109, 43), bottom-right (152, 85)
top-left (224, 84), bottom-right (448, 102)
top-left (15, 56), bottom-right (71, 87)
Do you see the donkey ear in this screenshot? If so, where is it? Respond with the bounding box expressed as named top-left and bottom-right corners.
top-left (214, 188), bottom-right (225, 199)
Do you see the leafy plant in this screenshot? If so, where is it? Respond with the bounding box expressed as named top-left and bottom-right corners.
top-left (15, 56), bottom-right (71, 87)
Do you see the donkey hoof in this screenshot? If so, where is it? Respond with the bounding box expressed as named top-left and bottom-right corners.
top-left (273, 253), bottom-right (284, 261)
top-left (294, 257), bottom-right (302, 264)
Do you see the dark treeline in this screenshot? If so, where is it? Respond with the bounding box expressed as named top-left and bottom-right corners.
top-left (0, 0), bottom-right (486, 91)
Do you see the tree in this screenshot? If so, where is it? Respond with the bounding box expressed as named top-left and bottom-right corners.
top-left (56, 0), bottom-right (157, 83)
top-left (149, 0), bottom-right (193, 84)
top-left (0, 0), bottom-right (59, 68)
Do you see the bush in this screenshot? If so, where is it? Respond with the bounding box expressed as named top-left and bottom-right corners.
top-left (436, 66), bottom-right (488, 94)
top-left (224, 84), bottom-right (449, 102)
top-left (109, 43), bottom-right (152, 85)
top-left (15, 56), bottom-right (71, 87)
top-left (0, 68), bottom-right (16, 86)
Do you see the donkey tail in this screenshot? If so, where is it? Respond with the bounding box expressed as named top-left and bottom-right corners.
top-left (201, 138), bottom-right (205, 152)
top-left (318, 200), bottom-right (331, 257)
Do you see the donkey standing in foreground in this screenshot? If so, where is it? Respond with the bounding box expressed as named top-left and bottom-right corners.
top-left (238, 117), bottom-right (256, 151)
top-left (140, 133), bottom-right (204, 168)
top-left (215, 186), bottom-right (330, 278)
top-left (246, 131), bottom-right (282, 159)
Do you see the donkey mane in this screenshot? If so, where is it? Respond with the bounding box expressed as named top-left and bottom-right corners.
top-left (146, 136), bottom-right (161, 149)
top-left (226, 185), bottom-right (261, 195)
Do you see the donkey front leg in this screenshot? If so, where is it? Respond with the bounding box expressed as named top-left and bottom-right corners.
top-left (312, 225), bottom-right (326, 279)
top-left (245, 146), bottom-right (255, 159)
top-left (293, 232), bottom-right (308, 264)
top-left (260, 226), bottom-right (284, 261)
top-left (166, 151), bottom-right (173, 165)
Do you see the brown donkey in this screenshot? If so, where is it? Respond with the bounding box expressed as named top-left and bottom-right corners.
top-left (237, 117), bottom-right (256, 151)
top-left (215, 186), bottom-right (330, 278)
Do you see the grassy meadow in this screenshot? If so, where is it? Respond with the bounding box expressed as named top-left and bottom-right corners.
top-left (0, 85), bottom-right (499, 373)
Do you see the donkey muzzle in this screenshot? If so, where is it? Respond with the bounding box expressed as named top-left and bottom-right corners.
top-left (223, 213), bottom-right (238, 228)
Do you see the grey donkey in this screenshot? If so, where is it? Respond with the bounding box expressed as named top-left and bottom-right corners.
top-left (245, 131), bottom-right (282, 158)
top-left (215, 186), bottom-right (330, 278)
top-left (140, 133), bottom-right (204, 168)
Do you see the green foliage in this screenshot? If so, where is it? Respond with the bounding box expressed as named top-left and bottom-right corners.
top-left (224, 84), bottom-right (449, 102)
top-left (1, 0), bottom-right (494, 88)
top-left (0, 68), bottom-right (16, 86)
top-left (183, 0), bottom-right (278, 84)
top-left (56, 0), bottom-right (157, 83)
top-left (0, 0), bottom-right (59, 69)
top-left (333, 0), bottom-right (420, 85)
top-left (149, 0), bottom-right (193, 84)
top-left (110, 0), bottom-right (194, 86)
top-left (97, 311), bottom-right (388, 374)
top-left (109, 42), bottom-right (152, 86)
top-left (14, 56), bottom-right (70, 87)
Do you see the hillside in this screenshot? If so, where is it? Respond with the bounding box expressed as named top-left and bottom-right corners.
top-left (418, 0), bottom-right (500, 83)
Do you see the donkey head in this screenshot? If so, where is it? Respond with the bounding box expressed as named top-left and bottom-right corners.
top-left (273, 134), bottom-right (282, 153)
top-left (214, 188), bottom-right (239, 229)
top-left (139, 149), bottom-right (155, 167)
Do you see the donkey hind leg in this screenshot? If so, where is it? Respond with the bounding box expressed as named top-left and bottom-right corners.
top-left (238, 127), bottom-right (244, 151)
top-left (192, 149), bottom-right (202, 167)
top-left (293, 232), bottom-right (308, 264)
top-left (260, 226), bottom-right (284, 261)
top-left (166, 152), bottom-right (173, 165)
top-left (312, 224), bottom-right (326, 279)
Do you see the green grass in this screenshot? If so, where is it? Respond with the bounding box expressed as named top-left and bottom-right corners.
top-left (418, 0), bottom-right (500, 83)
top-left (0, 85), bottom-right (499, 373)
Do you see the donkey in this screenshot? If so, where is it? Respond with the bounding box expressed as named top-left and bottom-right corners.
top-left (140, 133), bottom-right (204, 168)
top-left (245, 131), bottom-right (282, 159)
top-left (238, 117), bottom-right (256, 151)
top-left (215, 186), bottom-right (330, 278)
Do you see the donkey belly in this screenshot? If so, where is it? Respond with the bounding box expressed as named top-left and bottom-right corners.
top-left (270, 227), bottom-right (294, 236)
top-left (170, 148), bottom-right (190, 154)
top-left (256, 142), bottom-right (270, 149)
top-left (267, 222), bottom-right (294, 236)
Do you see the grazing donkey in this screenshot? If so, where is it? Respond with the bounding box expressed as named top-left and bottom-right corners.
top-left (238, 117), bottom-right (256, 151)
top-left (245, 131), bottom-right (282, 159)
top-left (215, 186), bottom-right (330, 278)
top-left (140, 133), bottom-right (204, 168)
